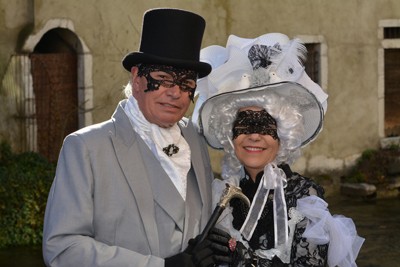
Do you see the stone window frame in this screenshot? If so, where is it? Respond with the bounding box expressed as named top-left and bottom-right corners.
top-left (378, 19), bottom-right (400, 141)
top-left (295, 35), bottom-right (328, 92)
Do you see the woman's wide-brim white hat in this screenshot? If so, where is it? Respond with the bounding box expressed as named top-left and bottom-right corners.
top-left (198, 81), bottom-right (324, 149)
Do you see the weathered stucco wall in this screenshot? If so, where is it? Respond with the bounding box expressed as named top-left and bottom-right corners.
top-left (0, 0), bottom-right (34, 148)
top-left (1, 0), bottom-right (400, 175)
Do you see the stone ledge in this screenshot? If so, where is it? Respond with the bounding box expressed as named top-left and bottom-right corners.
top-left (380, 136), bottom-right (400, 149)
top-left (340, 181), bottom-right (400, 199)
top-left (387, 176), bottom-right (400, 190)
top-left (340, 183), bottom-right (377, 197)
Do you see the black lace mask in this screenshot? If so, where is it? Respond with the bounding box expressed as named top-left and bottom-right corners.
top-left (137, 64), bottom-right (198, 101)
top-left (232, 109), bottom-right (279, 140)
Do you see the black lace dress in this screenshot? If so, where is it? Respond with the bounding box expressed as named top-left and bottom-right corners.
top-left (230, 164), bottom-right (328, 267)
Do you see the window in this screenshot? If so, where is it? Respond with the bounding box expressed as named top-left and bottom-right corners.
top-left (382, 24), bottom-right (400, 137)
top-left (384, 27), bottom-right (400, 39)
top-left (304, 43), bottom-right (321, 85)
top-left (384, 48), bottom-right (400, 136)
top-left (296, 35), bottom-right (327, 95)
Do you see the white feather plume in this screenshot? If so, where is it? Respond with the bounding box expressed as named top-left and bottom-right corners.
top-left (269, 38), bottom-right (307, 82)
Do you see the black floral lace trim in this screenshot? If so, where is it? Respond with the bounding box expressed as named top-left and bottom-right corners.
top-left (248, 43), bottom-right (282, 70)
top-left (230, 167), bottom-right (328, 266)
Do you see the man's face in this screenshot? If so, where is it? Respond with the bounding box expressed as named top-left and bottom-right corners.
top-left (131, 65), bottom-right (197, 128)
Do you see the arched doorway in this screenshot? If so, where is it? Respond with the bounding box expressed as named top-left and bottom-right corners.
top-left (30, 28), bottom-right (79, 162)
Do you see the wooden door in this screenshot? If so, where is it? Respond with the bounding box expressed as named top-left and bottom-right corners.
top-left (30, 53), bottom-right (78, 162)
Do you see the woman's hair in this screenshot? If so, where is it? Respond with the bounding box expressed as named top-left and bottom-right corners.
top-left (209, 92), bottom-right (304, 181)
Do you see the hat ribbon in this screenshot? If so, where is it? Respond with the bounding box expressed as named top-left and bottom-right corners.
top-left (240, 163), bottom-right (289, 247)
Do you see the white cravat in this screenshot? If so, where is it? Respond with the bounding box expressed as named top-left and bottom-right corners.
top-left (123, 96), bottom-right (191, 200)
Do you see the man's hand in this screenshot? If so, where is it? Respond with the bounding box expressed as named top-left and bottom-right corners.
top-left (165, 227), bottom-right (232, 267)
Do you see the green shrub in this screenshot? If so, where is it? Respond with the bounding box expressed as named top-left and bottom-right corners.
top-left (0, 141), bottom-right (55, 248)
top-left (344, 146), bottom-right (400, 184)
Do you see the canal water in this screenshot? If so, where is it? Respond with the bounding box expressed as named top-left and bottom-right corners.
top-left (326, 196), bottom-right (400, 267)
top-left (0, 196), bottom-right (399, 267)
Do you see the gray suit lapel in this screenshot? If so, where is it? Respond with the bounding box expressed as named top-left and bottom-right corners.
top-left (113, 101), bottom-right (185, 232)
top-left (139, 142), bottom-right (186, 232)
top-left (110, 102), bottom-right (160, 255)
top-left (180, 120), bottom-right (213, 229)
top-left (111, 102), bottom-right (211, 252)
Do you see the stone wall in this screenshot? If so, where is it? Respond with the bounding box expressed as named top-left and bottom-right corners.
top-left (1, 0), bottom-right (400, 175)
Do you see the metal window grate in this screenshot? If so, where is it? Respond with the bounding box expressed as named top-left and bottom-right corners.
top-left (384, 27), bottom-right (400, 39)
top-left (304, 43), bottom-right (321, 85)
top-left (384, 48), bottom-right (400, 137)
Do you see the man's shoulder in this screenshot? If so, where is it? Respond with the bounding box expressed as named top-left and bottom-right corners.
top-left (72, 101), bottom-right (126, 138)
top-left (61, 119), bottom-right (116, 150)
top-left (74, 119), bottom-right (114, 136)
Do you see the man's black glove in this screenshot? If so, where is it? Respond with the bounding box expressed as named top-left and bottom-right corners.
top-left (164, 250), bottom-right (194, 267)
top-left (191, 227), bottom-right (232, 266)
top-left (165, 227), bottom-right (232, 267)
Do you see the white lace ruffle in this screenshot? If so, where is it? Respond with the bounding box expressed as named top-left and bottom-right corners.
top-left (296, 195), bottom-right (365, 267)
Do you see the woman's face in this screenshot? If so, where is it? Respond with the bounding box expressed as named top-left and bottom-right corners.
top-left (232, 106), bottom-right (280, 180)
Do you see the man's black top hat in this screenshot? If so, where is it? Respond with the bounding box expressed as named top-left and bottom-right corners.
top-left (122, 8), bottom-right (212, 78)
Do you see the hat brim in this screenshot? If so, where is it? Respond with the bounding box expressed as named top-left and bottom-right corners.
top-left (122, 52), bottom-right (212, 78)
top-left (198, 81), bottom-right (324, 149)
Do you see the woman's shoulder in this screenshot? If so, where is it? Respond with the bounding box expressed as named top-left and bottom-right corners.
top-left (286, 170), bottom-right (325, 199)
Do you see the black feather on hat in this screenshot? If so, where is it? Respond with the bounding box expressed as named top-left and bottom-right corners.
top-left (122, 8), bottom-right (212, 78)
